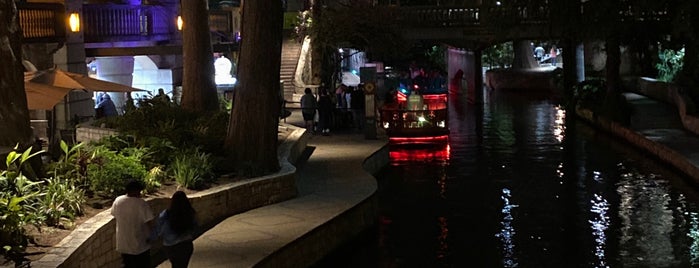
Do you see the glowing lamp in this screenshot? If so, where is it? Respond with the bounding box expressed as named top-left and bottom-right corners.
top-left (177, 16), bottom-right (183, 31)
top-left (68, 13), bottom-right (80, 32)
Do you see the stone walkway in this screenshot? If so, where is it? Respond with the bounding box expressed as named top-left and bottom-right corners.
top-left (157, 109), bottom-right (387, 267)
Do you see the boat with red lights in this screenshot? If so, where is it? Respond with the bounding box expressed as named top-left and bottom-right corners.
top-left (379, 86), bottom-right (449, 144)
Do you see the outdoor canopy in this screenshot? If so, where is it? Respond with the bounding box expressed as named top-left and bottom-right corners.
top-left (23, 67), bottom-right (145, 110)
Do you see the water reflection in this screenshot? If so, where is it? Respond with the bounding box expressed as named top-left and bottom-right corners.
top-left (617, 167), bottom-right (677, 267)
top-left (553, 105), bottom-right (566, 143)
top-left (389, 142), bottom-right (450, 165)
top-left (589, 194), bottom-right (610, 268)
top-left (496, 188), bottom-right (518, 268)
top-left (689, 212), bottom-right (699, 265)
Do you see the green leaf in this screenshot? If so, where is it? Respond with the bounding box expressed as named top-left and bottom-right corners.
top-left (60, 140), bottom-right (69, 155)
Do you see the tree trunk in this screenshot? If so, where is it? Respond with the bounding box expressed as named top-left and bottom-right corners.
top-left (180, 0), bottom-right (219, 112)
top-left (0, 0), bottom-right (32, 149)
top-left (511, 39), bottom-right (538, 69)
top-left (225, 0), bottom-right (283, 174)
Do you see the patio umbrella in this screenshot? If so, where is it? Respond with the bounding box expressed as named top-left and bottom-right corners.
top-left (24, 67), bottom-right (145, 110)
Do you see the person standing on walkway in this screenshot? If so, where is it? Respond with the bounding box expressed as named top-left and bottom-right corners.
top-left (155, 191), bottom-right (198, 268)
top-left (550, 45), bottom-right (558, 66)
top-left (350, 85), bottom-right (366, 131)
top-left (317, 88), bottom-right (334, 135)
top-left (300, 87), bottom-right (318, 133)
top-left (111, 180), bottom-right (155, 268)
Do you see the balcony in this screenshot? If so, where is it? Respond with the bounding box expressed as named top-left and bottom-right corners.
top-left (18, 3), bottom-right (239, 52)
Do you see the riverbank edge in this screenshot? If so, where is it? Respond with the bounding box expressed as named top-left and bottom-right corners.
top-left (255, 145), bottom-right (390, 268)
top-left (575, 106), bottom-right (699, 182)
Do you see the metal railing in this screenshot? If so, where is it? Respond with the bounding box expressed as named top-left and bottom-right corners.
top-left (18, 2), bottom-right (65, 43)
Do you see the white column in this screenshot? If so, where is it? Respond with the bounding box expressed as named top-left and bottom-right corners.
top-left (95, 56), bottom-right (136, 113)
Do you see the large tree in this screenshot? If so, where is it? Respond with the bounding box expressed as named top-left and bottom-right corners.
top-left (180, 0), bottom-right (219, 112)
top-left (0, 0), bottom-right (32, 149)
top-left (225, 0), bottom-right (283, 174)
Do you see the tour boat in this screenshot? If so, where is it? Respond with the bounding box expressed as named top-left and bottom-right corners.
top-left (379, 87), bottom-right (449, 144)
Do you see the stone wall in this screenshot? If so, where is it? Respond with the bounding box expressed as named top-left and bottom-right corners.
top-left (255, 145), bottom-right (390, 268)
top-left (32, 124), bottom-right (308, 268)
top-left (576, 106), bottom-right (699, 183)
top-left (630, 77), bottom-right (699, 135)
top-left (75, 125), bottom-right (119, 143)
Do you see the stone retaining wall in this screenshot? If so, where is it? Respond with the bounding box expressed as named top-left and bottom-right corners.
top-left (32, 124), bottom-right (308, 268)
top-left (576, 106), bottom-right (699, 182)
top-left (75, 125), bottom-right (120, 143)
top-left (256, 145), bottom-right (390, 268)
top-left (631, 77), bottom-right (699, 135)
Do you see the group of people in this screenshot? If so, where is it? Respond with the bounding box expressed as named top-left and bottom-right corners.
top-left (300, 84), bottom-right (366, 135)
top-left (534, 44), bottom-right (560, 66)
top-left (111, 181), bottom-right (197, 268)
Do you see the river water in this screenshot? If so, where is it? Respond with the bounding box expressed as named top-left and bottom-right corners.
top-left (316, 89), bottom-right (699, 267)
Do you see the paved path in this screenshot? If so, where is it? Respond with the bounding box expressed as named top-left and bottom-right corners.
top-left (157, 110), bottom-right (386, 267)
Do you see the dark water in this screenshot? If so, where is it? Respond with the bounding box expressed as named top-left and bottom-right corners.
top-left (316, 90), bottom-right (699, 268)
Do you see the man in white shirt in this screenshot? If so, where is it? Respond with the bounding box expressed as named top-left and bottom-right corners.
top-left (111, 181), bottom-right (155, 268)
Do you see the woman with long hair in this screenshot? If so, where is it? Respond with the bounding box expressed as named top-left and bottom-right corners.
top-left (156, 191), bottom-right (197, 268)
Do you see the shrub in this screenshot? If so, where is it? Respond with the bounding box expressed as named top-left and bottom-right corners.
top-left (1, 147), bottom-right (44, 261)
top-left (143, 166), bottom-right (166, 194)
top-left (93, 95), bottom-right (228, 167)
top-left (47, 141), bottom-right (90, 189)
top-left (38, 178), bottom-right (85, 227)
top-left (573, 79), bottom-right (606, 109)
top-left (656, 47), bottom-right (684, 83)
top-left (87, 146), bottom-right (147, 197)
top-left (170, 148), bottom-right (214, 190)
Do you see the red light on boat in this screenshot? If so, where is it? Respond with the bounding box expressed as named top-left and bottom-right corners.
top-left (389, 135), bottom-right (449, 144)
top-left (389, 142), bottom-right (450, 163)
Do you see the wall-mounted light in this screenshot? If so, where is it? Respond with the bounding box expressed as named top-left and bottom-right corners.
top-left (177, 16), bottom-right (183, 31)
top-left (69, 13), bottom-right (80, 32)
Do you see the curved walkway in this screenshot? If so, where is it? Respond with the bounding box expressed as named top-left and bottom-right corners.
top-left (157, 111), bottom-right (387, 267)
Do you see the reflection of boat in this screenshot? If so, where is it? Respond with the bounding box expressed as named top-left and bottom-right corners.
top-left (389, 142), bottom-right (450, 165)
top-left (379, 91), bottom-right (449, 142)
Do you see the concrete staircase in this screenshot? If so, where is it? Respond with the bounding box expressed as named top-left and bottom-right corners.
top-left (280, 38), bottom-right (302, 107)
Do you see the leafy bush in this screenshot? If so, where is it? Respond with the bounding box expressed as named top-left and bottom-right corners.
top-left (47, 141), bottom-right (90, 189)
top-left (1, 147), bottom-right (44, 261)
top-left (573, 79), bottom-right (607, 109)
top-left (38, 178), bottom-right (85, 227)
top-left (93, 95), bottom-right (228, 166)
top-left (86, 146), bottom-right (147, 197)
top-left (170, 148), bottom-right (214, 190)
top-left (656, 47), bottom-right (684, 83)
top-left (143, 166), bottom-right (166, 194)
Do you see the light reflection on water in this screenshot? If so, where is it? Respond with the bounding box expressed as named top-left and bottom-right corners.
top-left (319, 90), bottom-right (699, 267)
top-left (496, 188), bottom-right (518, 267)
top-left (589, 194), bottom-right (610, 268)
